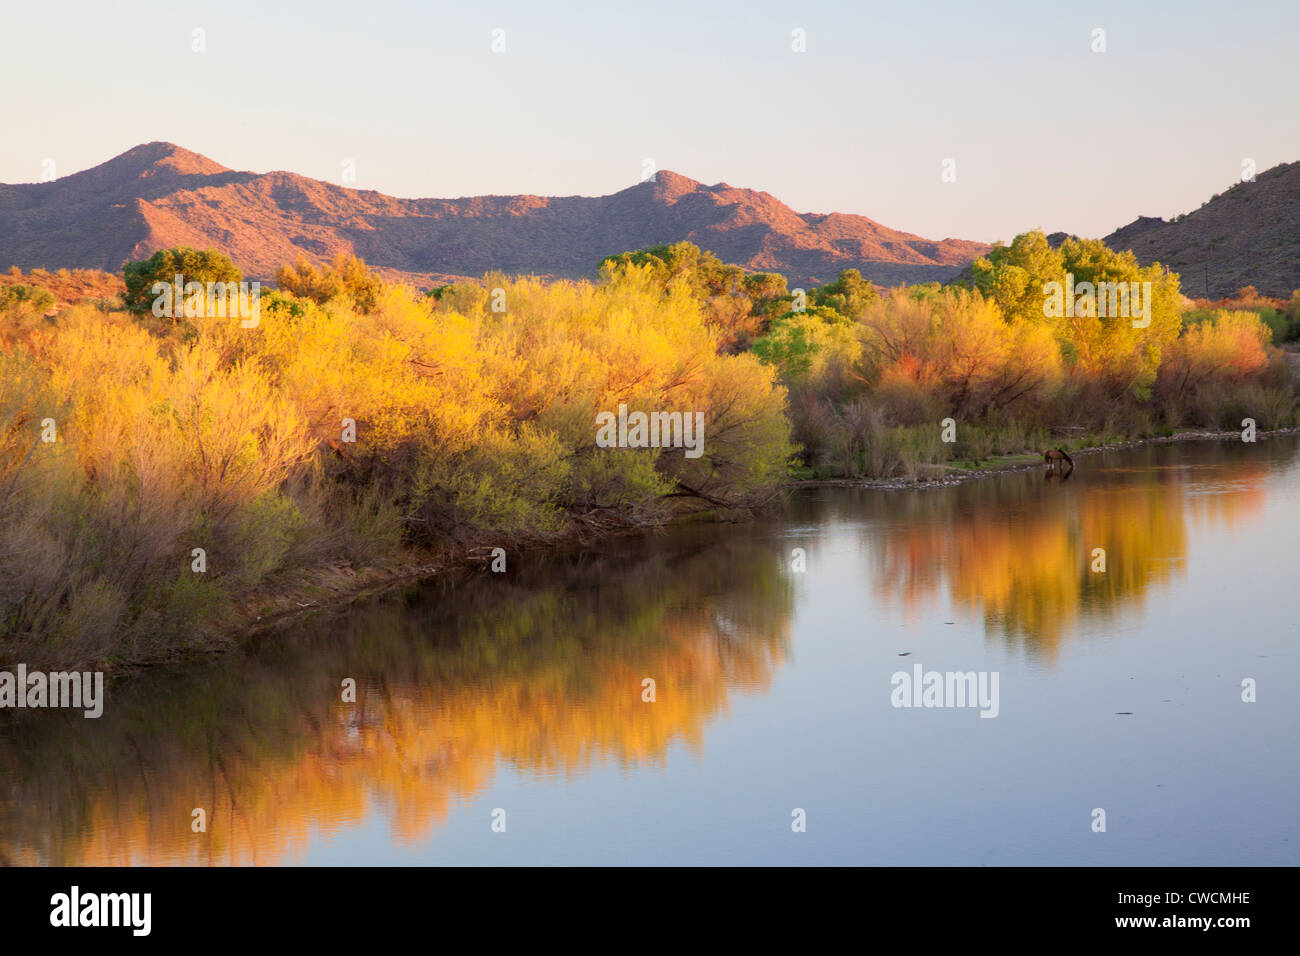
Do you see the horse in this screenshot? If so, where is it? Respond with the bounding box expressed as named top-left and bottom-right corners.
top-left (1044, 448), bottom-right (1073, 473)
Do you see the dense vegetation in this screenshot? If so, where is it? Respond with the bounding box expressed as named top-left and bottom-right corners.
top-left (750, 232), bottom-right (1298, 477)
top-left (1, 252), bottom-right (791, 665)
top-left (1, 233), bottom-right (1296, 665)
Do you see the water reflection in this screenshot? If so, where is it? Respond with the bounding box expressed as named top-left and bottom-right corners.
top-left (1, 438), bottom-right (1293, 864)
top-left (0, 537), bottom-right (792, 864)
top-left (790, 442), bottom-right (1278, 658)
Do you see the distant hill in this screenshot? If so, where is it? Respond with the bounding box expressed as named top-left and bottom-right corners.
top-left (1, 266), bottom-right (123, 311)
top-left (0, 143), bottom-right (990, 289)
top-left (1102, 161), bottom-right (1300, 298)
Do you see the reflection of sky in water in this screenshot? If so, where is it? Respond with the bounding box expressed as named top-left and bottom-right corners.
top-left (4, 438), bottom-right (1297, 865)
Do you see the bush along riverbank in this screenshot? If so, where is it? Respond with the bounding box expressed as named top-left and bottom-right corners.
top-left (751, 231), bottom-right (1298, 480)
top-left (3, 235), bottom-right (1297, 670)
top-left (1, 255), bottom-right (792, 670)
top-left (794, 426), bottom-right (1300, 489)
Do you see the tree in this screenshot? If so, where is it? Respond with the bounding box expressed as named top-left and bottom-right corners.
top-left (600, 242), bottom-right (742, 300)
top-left (0, 283), bottom-right (55, 314)
top-left (1158, 310), bottom-right (1271, 397)
top-left (742, 272), bottom-right (788, 302)
top-left (967, 230), bottom-right (1182, 397)
top-left (600, 243), bottom-right (776, 352)
top-left (122, 247), bottom-right (242, 317)
top-left (1054, 237), bottom-right (1182, 395)
top-left (811, 268), bottom-right (879, 318)
top-left (1284, 290), bottom-right (1300, 342)
top-left (276, 253), bottom-right (384, 313)
top-left (967, 231), bottom-right (1064, 325)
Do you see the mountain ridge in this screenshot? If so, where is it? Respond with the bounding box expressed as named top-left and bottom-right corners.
top-left (7, 145), bottom-right (1295, 297)
top-left (0, 143), bottom-right (989, 288)
top-left (1101, 161), bottom-right (1300, 298)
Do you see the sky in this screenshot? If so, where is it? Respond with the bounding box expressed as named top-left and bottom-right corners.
top-left (2, 0), bottom-right (1297, 243)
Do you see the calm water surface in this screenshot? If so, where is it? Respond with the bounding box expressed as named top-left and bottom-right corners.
top-left (3, 438), bottom-right (1297, 865)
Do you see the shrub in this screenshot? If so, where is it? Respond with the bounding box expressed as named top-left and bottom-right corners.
top-left (1, 259), bottom-right (797, 666)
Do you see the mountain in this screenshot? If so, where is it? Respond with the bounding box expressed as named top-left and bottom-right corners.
top-left (0, 143), bottom-right (989, 289)
top-left (1102, 161), bottom-right (1300, 299)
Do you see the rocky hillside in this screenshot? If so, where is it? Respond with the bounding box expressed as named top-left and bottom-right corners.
top-left (1103, 161), bottom-right (1300, 298)
top-left (0, 143), bottom-right (989, 289)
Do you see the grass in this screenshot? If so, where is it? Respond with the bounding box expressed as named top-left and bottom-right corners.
top-left (946, 453), bottom-right (1043, 472)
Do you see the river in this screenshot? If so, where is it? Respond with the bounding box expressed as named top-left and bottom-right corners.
top-left (2, 437), bottom-right (1297, 865)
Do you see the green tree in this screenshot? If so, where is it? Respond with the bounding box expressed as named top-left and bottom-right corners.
top-left (743, 272), bottom-right (788, 302)
top-left (600, 242), bottom-right (744, 299)
top-left (0, 283), bottom-right (55, 314)
top-left (1054, 237), bottom-right (1182, 394)
top-left (967, 230), bottom-right (1182, 396)
top-left (122, 247), bottom-right (242, 316)
top-left (811, 268), bottom-right (879, 318)
top-left (967, 231), bottom-right (1064, 325)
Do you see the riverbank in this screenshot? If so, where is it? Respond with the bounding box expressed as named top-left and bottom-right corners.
top-left (235, 426), bottom-right (1300, 661)
top-left (232, 528), bottom-right (660, 655)
top-left (13, 426), bottom-right (1299, 675)
top-left (795, 426), bottom-right (1300, 490)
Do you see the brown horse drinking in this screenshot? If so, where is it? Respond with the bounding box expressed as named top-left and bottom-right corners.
top-left (1044, 448), bottom-right (1073, 472)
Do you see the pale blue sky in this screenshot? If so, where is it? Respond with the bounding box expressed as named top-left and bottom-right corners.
top-left (3, 0), bottom-right (1297, 243)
